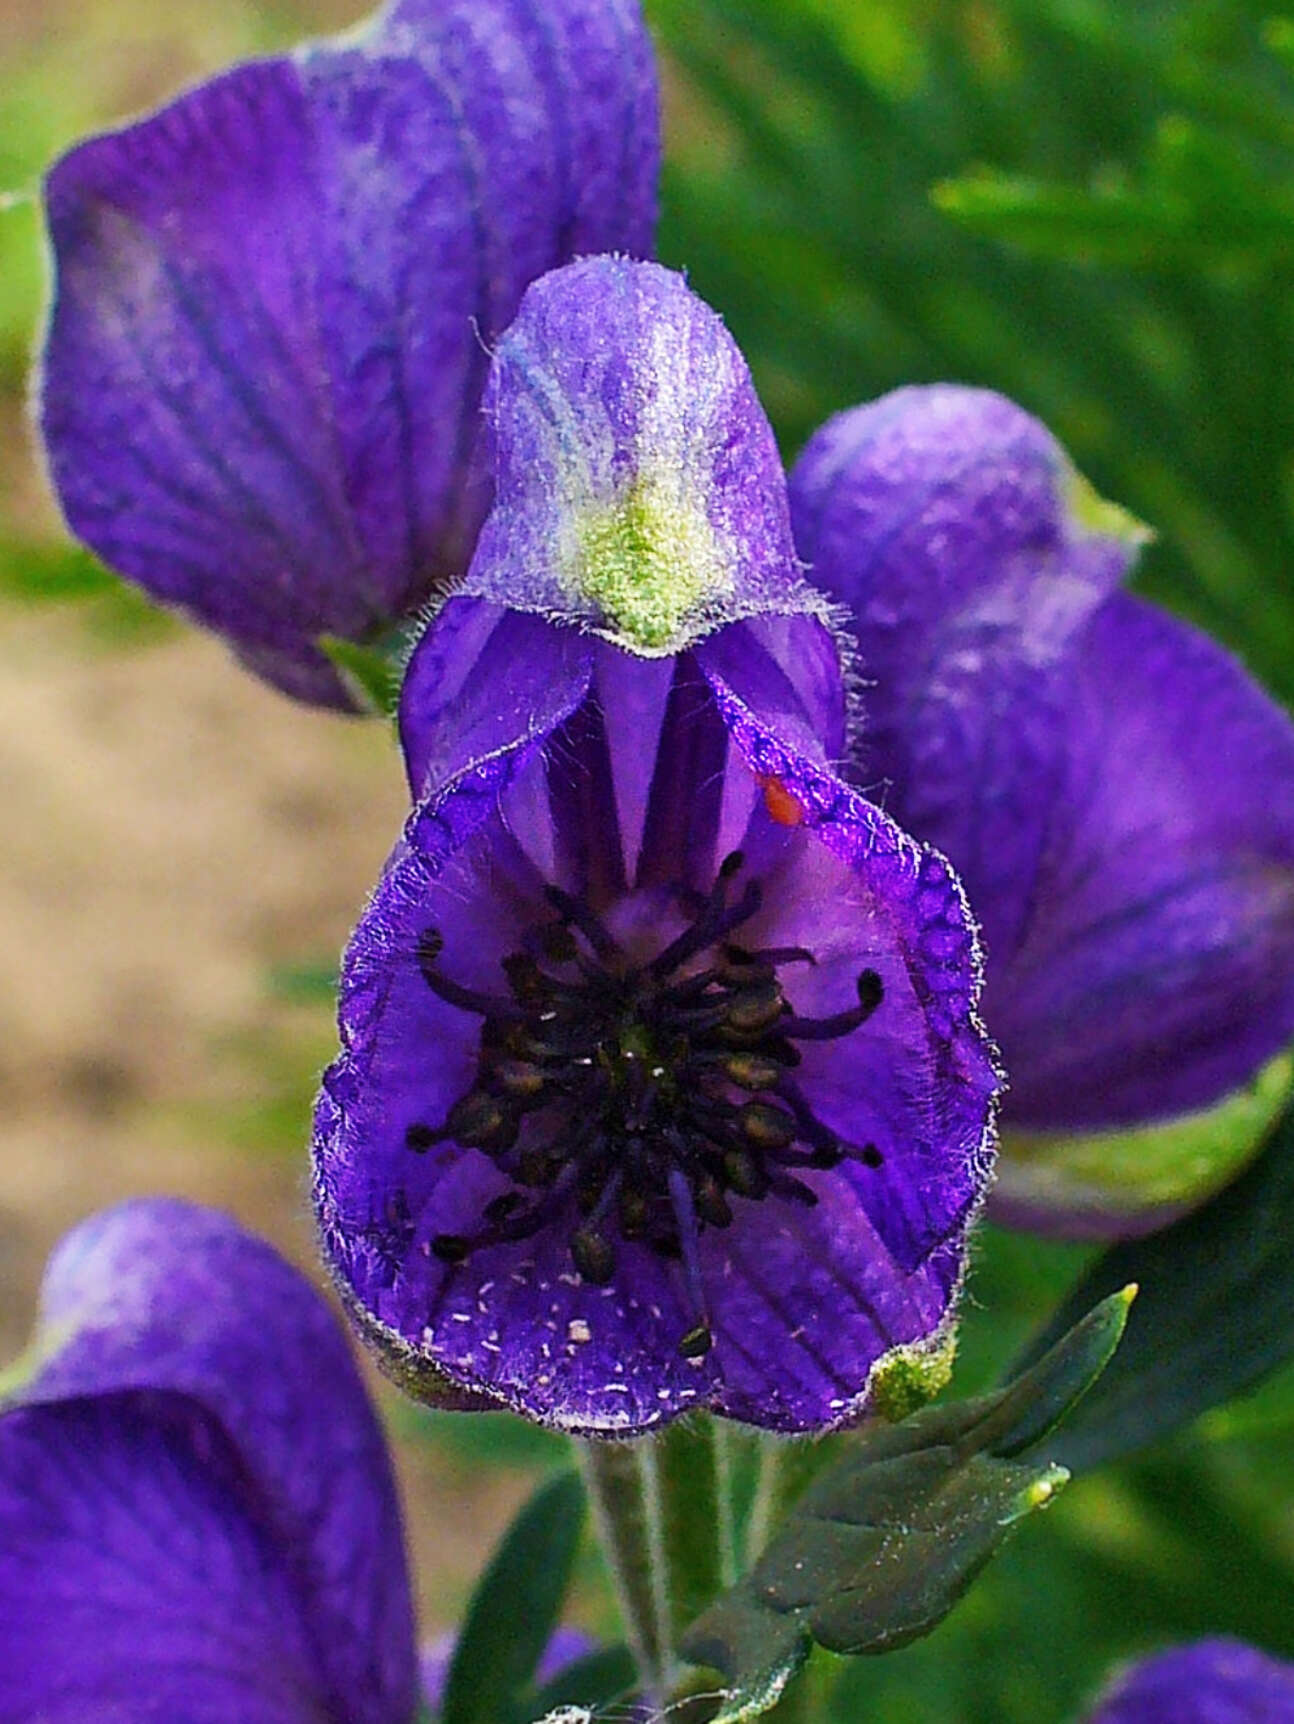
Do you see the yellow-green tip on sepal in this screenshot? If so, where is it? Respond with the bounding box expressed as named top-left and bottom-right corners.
top-left (868, 1324), bottom-right (958, 1422)
top-left (1066, 465), bottom-right (1153, 548)
top-left (571, 470), bottom-right (733, 651)
top-left (1008, 1462), bottom-right (1070, 1521)
top-left (996, 1050), bottom-right (1294, 1236)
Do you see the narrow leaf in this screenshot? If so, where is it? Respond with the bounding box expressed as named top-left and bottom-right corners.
top-left (525, 1645), bottom-right (638, 1719)
top-left (681, 1295), bottom-right (1128, 1719)
top-left (1012, 1102), bottom-right (1294, 1472)
top-left (441, 1469), bottom-right (586, 1724)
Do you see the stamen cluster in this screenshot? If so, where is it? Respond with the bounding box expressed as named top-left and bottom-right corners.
top-left (406, 853), bottom-right (885, 1357)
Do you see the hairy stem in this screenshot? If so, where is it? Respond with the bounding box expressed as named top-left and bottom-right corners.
top-left (579, 1438), bottom-right (672, 1704)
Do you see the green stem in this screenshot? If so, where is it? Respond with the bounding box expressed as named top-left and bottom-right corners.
top-left (580, 1418), bottom-right (738, 1709)
top-left (658, 1416), bottom-right (730, 1642)
top-left (746, 1433), bottom-right (841, 1559)
top-left (579, 1439), bottom-right (671, 1704)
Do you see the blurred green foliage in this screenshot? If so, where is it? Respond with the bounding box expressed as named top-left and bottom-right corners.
top-left (0, 2), bottom-right (1290, 1719)
top-left (650, 0), bottom-right (1294, 704)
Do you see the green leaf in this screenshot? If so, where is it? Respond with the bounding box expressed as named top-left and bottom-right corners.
top-left (1012, 1100), bottom-right (1294, 1473)
top-left (317, 618), bottom-right (418, 717)
top-left (524, 1645), bottom-right (639, 1719)
top-left (317, 634), bottom-right (401, 717)
top-left (441, 1469), bottom-right (587, 1724)
top-left (680, 1292), bottom-right (1131, 1721)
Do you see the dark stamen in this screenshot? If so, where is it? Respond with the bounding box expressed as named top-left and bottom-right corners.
top-left (410, 866), bottom-right (886, 1358)
top-left (780, 969), bottom-right (884, 1040)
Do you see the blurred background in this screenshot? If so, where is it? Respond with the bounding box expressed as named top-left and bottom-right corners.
top-left (0, 1), bottom-right (1290, 1717)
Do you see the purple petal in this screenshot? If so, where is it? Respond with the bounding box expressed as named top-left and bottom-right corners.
top-left (0, 1200), bottom-right (416, 1724)
top-left (790, 383), bottom-right (1143, 965)
top-left (457, 257), bottom-right (833, 653)
top-left (1086, 1640), bottom-right (1294, 1724)
top-left (398, 595), bottom-right (596, 803)
top-left (315, 615), bottom-right (999, 1435)
top-left (791, 384), bottom-right (1294, 1135)
top-left (988, 593), bottom-right (1294, 1131)
top-left (40, 1), bottom-right (659, 707)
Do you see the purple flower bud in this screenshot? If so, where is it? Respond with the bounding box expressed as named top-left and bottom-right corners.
top-left (791, 385), bottom-right (1294, 1236)
top-left (1085, 1639), bottom-right (1294, 1723)
top-left (0, 1200), bottom-right (418, 1722)
top-left (312, 261), bottom-right (1001, 1436)
top-left (38, 0), bottom-right (660, 707)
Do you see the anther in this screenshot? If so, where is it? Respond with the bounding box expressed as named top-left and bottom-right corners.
top-left (619, 1187), bottom-right (650, 1238)
top-left (721, 1052), bottom-right (784, 1091)
top-left (694, 1174), bottom-right (733, 1228)
top-left (571, 1227), bottom-right (617, 1285)
top-left (724, 980), bottom-right (786, 1035)
top-left (446, 1092), bottom-right (517, 1151)
top-left (679, 1322), bottom-right (713, 1360)
top-left (492, 1059), bottom-right (547, 1099)
top-left (722, 1147), bottom-right (768, 1199)
top-left (738, 1100), bottom-right (796, 1151)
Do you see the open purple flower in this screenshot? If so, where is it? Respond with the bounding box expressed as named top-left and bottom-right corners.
top-left (0, 1198), bottom-right (417, 1723)
top-left (38, 0), bottom-right (659, 707)
top-left (1084, 1639), bottom-right (1294, 1722)
top-left (313, 258), bottom-right (1001, 1437)
top-left (791, 386), bottom-right (1294, 1235)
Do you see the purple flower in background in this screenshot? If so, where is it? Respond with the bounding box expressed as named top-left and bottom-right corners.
top-left (1084, 1639), bottom-right (1294, 1722)
top-left (791, 387), bottom-right (1294, 1236)
top-left (38, 0), bottom-right (659, 707)
top-left (0, 1199), bottom-right (418, 1724)
top-left (313, 258), bottom-right (1001, 1437)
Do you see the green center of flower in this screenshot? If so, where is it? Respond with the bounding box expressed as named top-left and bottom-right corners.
top-left (405, 853), bottom-right (885, 1359)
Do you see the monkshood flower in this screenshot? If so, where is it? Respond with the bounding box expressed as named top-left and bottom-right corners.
top-left (0, 1198), bottom-right (419, 1724)
top-left (1083, 1639), bottom-right (1294, 1723)
top-left (791, 387), bottom-right (1294, 1236)
top-left (313, 257), bottom-right (1001, 1437)
top-left (38, 0), bottom-right (659, 707)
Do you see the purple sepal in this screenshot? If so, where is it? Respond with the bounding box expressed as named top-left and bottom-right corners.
top-left (791, 384), bottom-right (1294, 1147)
top-left (314, 610), bottom-right (999, 1437)
top-left (456, 258), bottom-right (835, 654)
top-left (0, 1199), bottom-right (417, 1724)
top-left (39, 0), bottom-right (659, 707)
top-left (1086, 1639), bottom-right (1294, 1723)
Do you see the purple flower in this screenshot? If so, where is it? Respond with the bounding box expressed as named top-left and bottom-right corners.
top-left (313, 259), bottom-right (1001, 1437)
top-left (38, 0), bottom-right (659, 707)
top-left (791, 386), bottom-right (1294, 1235)
top-left (0, 1199), bottom-right (417, 1723)
top-left (1084, 1639), bottom-right (1294, 1722)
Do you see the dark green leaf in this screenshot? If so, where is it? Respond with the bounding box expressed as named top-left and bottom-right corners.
top-left (441, 1469), bottom-right (586, 1724)
top-left (525, 1645), bottom-right (639, 1718)
top-left (1012, 1102), bottom-right (1294, 1473)
top-left (681, 1293), bottom-right (1131, 1721)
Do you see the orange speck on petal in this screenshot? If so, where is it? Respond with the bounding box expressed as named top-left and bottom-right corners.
top-left (758, 774), bottom-right (805, 827)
